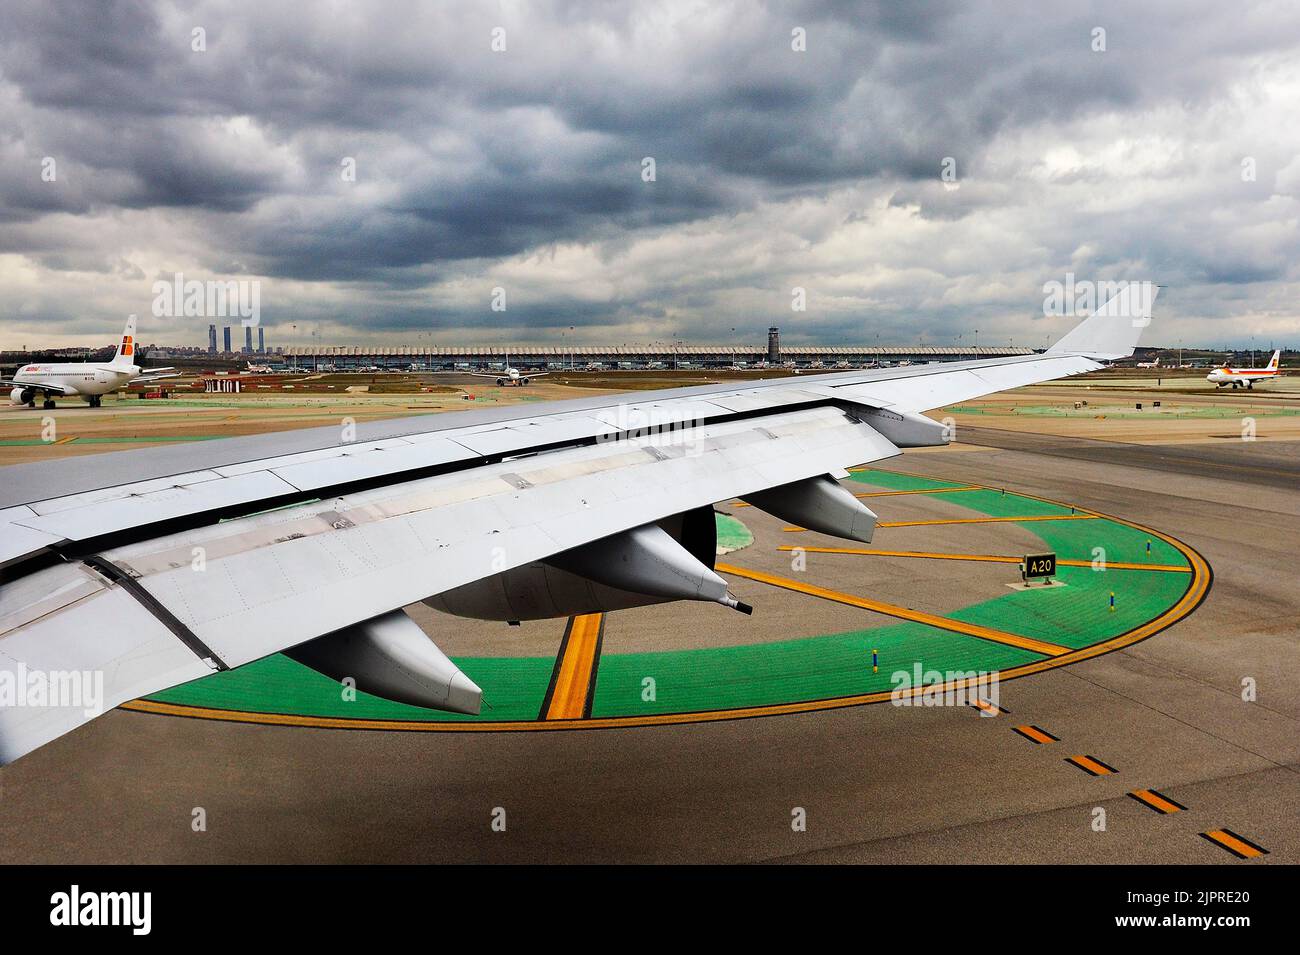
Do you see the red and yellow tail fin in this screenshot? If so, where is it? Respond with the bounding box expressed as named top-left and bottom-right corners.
top-left (111, 314), bottom-right (138, 366)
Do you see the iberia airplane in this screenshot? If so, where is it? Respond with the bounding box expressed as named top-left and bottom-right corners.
top-left (1206, 349), bottom-right (1282, 389)
top-left (2, 315), bottom-right (177, 409)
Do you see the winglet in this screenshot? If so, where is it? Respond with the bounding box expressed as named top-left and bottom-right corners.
top-left (1046, 284), bottom-right (1159, 360)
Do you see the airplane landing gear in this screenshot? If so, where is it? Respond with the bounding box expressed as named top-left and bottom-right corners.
top-left (42, 399), bottom-right (56, 410)
top-left (87, 395), bottom-right (101, 407)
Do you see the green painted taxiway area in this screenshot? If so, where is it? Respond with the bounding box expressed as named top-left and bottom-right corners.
top-left (134, 469), bottom-right (1207, 730)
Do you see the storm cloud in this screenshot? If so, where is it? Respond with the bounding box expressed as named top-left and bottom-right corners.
top-left (1, 0), bottom-right (1298, 348)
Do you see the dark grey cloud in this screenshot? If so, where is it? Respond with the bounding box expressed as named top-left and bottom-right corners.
top-left (0, 0), bottom-right (1298, 347)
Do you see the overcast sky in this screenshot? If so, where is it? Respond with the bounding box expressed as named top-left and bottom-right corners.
top-left (2, 0), bottom-right (1298, 350)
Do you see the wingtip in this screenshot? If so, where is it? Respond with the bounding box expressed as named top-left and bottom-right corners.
top-left (1046, 283), bottom-right (1159, 359)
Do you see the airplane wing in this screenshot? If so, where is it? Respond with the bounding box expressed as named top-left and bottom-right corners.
top-left (0, 378), bottom-right (78, 397)
top-left (0, 290), bottom-right (1155, 763)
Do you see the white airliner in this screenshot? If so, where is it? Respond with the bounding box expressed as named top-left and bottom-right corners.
top-left (470, 358), bottom-right (547, 387)
top-left (0, 288), bottom-right (1157, 764)
top-left (1206, 349), bottom-right (1282, 389)
top-left (3, 316), bottom-right (177, 409)
top-left (1136, 356), bottom-right (1161, 369)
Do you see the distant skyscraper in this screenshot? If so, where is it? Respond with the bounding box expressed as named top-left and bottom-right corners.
top-left (208, 324), bottom-right (217, 354)
top-left (223, 326), bottom-right (232, 353)
top-left (258, 327), bottom-right (265, 353)
top-left (244, 326), bottom-right (253, 354)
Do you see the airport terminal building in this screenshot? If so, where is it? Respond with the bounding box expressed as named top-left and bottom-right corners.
top-left (276, 340), bottom-right (1033, 371)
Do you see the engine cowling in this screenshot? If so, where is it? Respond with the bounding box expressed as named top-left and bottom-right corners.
top-left (286, 610), bottom-right (482, 714)
top-left (10, 387), bottom-right (33, 406)
top-left (424, 505), bottom-right (720, 621)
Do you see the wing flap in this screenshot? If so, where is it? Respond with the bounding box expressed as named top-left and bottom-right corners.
top-left (9, 470), bottom-right (299, 542)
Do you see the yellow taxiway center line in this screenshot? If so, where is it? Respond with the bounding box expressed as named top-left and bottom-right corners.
top-left (775, 545), bottom-right (1190, 573)
top-left (715, 562), bottom-right (1070, 657)
top-left (854, 486), bottom-right (983, 498)
top-left (781, 514), bottom-right (1099, 532)
top-left (1200, 829), bottom-right (1268, 859)
top-left (1129, 789), bottom-right (1186, 814)
top-left (879, 514), bottom-right (1099, 528)
top-left (541, 613), bottom-right (605, 720)
top-left (1013, 725), bottom-right (1059, 744)
top-left (1066, 754), bottom-right (1118, 776)
top-left (730, 486), bottom-right (980, 507)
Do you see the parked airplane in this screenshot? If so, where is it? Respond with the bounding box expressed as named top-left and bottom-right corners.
top-left (246, 362), bottom-right (275, 374)
top-left (0, 288), bottom-right (1158, 764)
top-left (2, 316), bottom-right (177, 409)
top-left (1206, 350), bottom-right (1281, 389)
top-left (1136, 356), bottom-right (1161, 369)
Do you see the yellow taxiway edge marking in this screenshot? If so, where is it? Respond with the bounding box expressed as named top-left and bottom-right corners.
top-left (775, 545), bottom-right (1190, 573)
top-left (1200, 829), bottom-right (1268, 859)
top-left (715, 562), bottom-right (1070, 657)
top-left (1128, 789), bottom-right (1186, 814)
top-left (541, 613), bottom-right (605, 721)
top-left (53, 436), bottom-right (78, 445)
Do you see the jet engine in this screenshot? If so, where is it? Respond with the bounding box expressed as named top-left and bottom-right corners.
top-left (9, 387), bottom-right (33, 406)
top-left (286, 609), bottom-right (482, 714)
top-left (424, 505), bottom-right (748, 620)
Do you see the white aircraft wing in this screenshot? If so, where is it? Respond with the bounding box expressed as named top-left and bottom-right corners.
top-left (0, 291), bottom-right (1154, 763)
top-left (466, 370), bottom-right (547, 378)
top-left (0, 378), bottom-right (78, 397)
top-left (131, 370), bottom-right (180, 384)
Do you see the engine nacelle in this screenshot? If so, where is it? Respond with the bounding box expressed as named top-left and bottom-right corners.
top-left (424, 506), bottom-right (720, 621)
top-left (286, 610), bottom-right (482, 714)
top-left (10, 387), bottom-right (33, 406)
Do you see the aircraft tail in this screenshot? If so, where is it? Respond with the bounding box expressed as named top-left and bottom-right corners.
top-left (1268, 349), bottom-right (1281, 371)
top-left (110, 314), bottom-right (138, 367)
